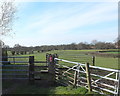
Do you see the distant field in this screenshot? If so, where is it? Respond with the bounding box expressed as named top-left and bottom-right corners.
top-left (8, 49), bottom-right (119, 69)
top-left (104, 51), bottom-right (119, 54)
top-left (95, 57), bottom-right (118, 69)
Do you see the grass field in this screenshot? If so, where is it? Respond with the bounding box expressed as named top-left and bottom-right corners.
top-left (14, 50), bottom-right (118, 69)
top-left (104, 51), bottom-right (120, 54)
top-left (4, 49), bottom-right (119, 95)
top-left (8, 49), bottom-right (119, 69)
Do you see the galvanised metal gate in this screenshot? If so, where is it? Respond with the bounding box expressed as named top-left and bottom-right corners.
top-left (54, 58), bottom-right (120, 95)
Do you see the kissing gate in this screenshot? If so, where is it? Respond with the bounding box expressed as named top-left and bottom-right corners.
top-left (1, 54), bottom-right (120, 95)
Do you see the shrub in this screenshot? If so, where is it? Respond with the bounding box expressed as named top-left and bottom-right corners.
top-left (11, 51), bottom-right (15, 55)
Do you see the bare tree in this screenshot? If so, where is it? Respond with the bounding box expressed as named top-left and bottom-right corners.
top-left (0, 0), bottom-right (16, 36)
top-left (0, 40), bottom-right (4, 47)
top-left (91, 40), bottom-right (98, 45)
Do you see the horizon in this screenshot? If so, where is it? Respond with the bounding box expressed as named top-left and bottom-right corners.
top-left (5, 40), bottom-right (116, 48)
top-left (2, 1), bottom-right (118, 47)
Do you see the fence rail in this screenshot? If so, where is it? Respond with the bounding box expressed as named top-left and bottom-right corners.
top-left (0, 61), bottom-right (29, 63)
top-left (1, 56), bottom-right (30, 80)
top-left (0, 56), bottom-right (29, 58)
top-left (0, 65), bottom-right (28, 67)
top-left (1, 56), bottom-right (48, 83)
top-left (54, 57), bottom-right (120, 95)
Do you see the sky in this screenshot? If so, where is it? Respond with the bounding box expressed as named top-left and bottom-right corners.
top-left (2, 1), bottom-right (118, 47)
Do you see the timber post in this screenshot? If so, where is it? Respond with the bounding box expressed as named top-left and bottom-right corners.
top-left (118, 70), bottom-right (120, 96)
top-left (73, 70), bottom-right (78, 88)
top-left (48, 54), bottom-right (56, 84)
top-left (86, 62), bottom-right (92, 92)
top-left (29, 56), bottom-right (34, 84)
top-left (92, 56), bottom-right (95, 66)
top-left (46, 53), bottom-right (49, 66)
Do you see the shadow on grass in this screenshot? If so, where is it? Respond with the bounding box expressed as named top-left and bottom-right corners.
top-left (2, 80), bottom-right (56, 95)
top-left (2, 79), bottom-right (105, 96)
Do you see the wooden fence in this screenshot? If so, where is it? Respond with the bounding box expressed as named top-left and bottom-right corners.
top-left (1, 54), bottom-right (120, 95)
top-left (1, 56), bottom-right (29, 80)
top-left (1, 56), bottom-right (47, 84)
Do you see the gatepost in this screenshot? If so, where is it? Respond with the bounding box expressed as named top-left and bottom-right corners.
top-left (29, 56), bottom-right (34, 84)
top-left (48, 54), bottom-right (56, 85)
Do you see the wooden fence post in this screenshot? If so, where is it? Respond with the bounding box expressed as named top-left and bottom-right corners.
top-left (54, 53), bottom-right (58, 64)
top-left (85, 62), bottom-right (92, 92)
top-left (48, 54), bottom-right (56, 84)
top-left (46, 53), bottom-right (49, 66)
top-left (118, 71), bottom-right (120, 95)
top-left (2, 48), bottom-right (8, 64)
top-left (29, 56), bottom-right (34, 84)
top-left (73, 70), bottom-right (78, 88)
top-left (92, 56), bottom-right (95, 66)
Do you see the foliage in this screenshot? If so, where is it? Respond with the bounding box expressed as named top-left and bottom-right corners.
top-left (11, 51), bottom-right (15, 55)
top-left (2, 48), bottom-right (8, 63)
top-left (6, 41), bottom-right (117, 53)
top-left (0, 0), bottom-right (16, 35)
top-left (54, 86), bottom-right (88, 94)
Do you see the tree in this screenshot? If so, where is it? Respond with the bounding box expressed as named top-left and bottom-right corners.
top-left (0, 0), bottom-right (16, 35)
top-left (11, 51), bottom-right (15, 55)
top-left (91, 40), bottom-right (98, 45)
top-left (13, 44), bottom-right (21, 53)
top-left (0, 0), bottom-right (16, 63)
top-left (114, 35), bottom-right (120, 48)
top-left (0, 40), bottom-right (4, 47)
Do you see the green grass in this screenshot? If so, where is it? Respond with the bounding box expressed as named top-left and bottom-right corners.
top-left (104, 51), bottom-right (120, 54)
top-left (10, 84), bottom-right (93, 95)
top-left (54, 86), bottom-right (88, 94)
top-left (95, 57), bottom-right (118, 69)
top-left (45, 50), bottom-right (118, 69)
top-left (4, 49), bottom-right (119, 95)
top-left (8, 49), bottom-right (118, 69)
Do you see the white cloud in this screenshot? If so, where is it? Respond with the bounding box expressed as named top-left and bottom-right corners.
top-left (14, 0), bottom-right (118, 2)
top-left (3, 2), bottom-right (118, 47)
top-left (27, 2), bottom-right (117, 36)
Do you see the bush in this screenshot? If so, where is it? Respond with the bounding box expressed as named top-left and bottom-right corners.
top-left (16, 51), bottom-right (19, 55)
top-left (24, 51), bottom-right (27, 54)
top-left (20, 51), bottom-right (24, 55)
top-left (11, 51), bottom-right (15, 55)
top-left (2, 48), bottom-right (8, 64)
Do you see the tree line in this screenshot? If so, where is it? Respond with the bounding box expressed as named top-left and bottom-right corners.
top-left (1, 40), bottom-right (118, 55)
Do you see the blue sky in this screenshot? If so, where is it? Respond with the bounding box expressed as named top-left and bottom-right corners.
top-left (2, 1), bottom-right (118, 47)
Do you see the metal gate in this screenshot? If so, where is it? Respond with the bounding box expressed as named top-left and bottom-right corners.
top-left (54, 58), bottom-right (120, 95)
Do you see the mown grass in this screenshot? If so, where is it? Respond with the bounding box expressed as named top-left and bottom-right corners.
top-left (4, 49), bottom-right (118, 95)
top-left (8, 49), bottom-right (118, 69)
top-left (45, 50), bottom-right (118, 69)
top-left (10, 83), bottom-right (99, 95)
top-left (95, 56), bottom-right (118, 69)
top-left (104, 51), bottom-right (120, 54)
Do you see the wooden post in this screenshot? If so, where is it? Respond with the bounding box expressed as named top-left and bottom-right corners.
top-left (73, 70), bottom-right (78, 88)
top-left (29, 56), bottom-right (34, 84)
top-left (2, 48), bottom-right (8, 64)
top-left (54, 54), bottom-right (58, 64)
top-left (118, 71), bottom-right (120, 96)
top-left (92, 56), bottom-right (95, 66)
top-left (85, 63), bottom-right (92, 92)
top-left (46, 53), bottom-right (49, 66)
top-left (48, 54), bottom-right (56, 84)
